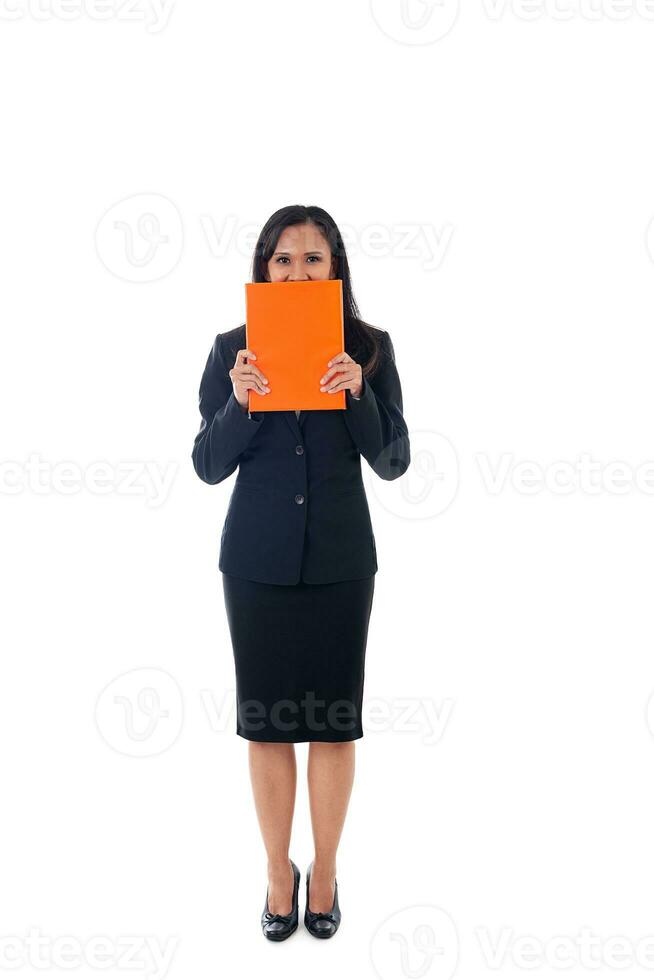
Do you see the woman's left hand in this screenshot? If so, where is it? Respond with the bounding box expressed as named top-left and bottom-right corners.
top-left (320, 352), bottom-right (363, 398)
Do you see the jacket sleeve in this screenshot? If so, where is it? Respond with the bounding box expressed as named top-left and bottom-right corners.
top-left (191, 333), bottom-right (264, 485)
top-left (343, 329), bottom-right (411, 481)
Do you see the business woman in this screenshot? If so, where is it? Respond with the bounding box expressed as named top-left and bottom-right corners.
top-left (192, 204), bottom-right (410, 941)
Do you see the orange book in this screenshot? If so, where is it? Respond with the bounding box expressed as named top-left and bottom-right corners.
top-left (245, 279), bottom-right (346, 412)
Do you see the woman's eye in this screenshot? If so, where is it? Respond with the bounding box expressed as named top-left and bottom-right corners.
top-left (275, 255), bottom-right (323, 264)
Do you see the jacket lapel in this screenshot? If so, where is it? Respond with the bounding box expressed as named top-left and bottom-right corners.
top-left (282, 410), bottom-right (307, 441)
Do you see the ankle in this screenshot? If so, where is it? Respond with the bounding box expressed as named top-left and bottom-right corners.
top-left (311, 856), bottom-right (336, 878)
top-left (267, 857), bottom-right (292, 877)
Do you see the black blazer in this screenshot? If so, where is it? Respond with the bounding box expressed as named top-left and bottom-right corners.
top-left (192, 323), bottom-right (410, 585)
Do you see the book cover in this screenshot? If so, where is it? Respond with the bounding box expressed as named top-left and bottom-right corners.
top-left (245, 279), bottom-right (346, 412)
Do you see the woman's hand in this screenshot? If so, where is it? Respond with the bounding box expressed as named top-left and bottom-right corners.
top-left (229, 348), bottom-right (270, 412)
top-left (320, 352), bottom-right (363, 398)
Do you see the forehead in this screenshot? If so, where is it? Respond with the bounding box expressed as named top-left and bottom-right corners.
top-left (274, 223), bottom-right (330, 252)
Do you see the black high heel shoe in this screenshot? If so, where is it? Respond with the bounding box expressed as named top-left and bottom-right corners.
top-left (304, 861), bottom-right (341, 939)
top-left (261, 860), bottom-right (300, 942)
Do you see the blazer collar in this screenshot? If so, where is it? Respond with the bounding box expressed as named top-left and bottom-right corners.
top-left (282, 410), bottom-right (307, 441)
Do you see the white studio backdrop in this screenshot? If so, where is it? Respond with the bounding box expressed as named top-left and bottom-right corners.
top-left (2, 1), bottom-right (654, 977)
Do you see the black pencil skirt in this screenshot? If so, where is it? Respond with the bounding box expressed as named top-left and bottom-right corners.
top-left (221, 572), bottom-right (376, 742)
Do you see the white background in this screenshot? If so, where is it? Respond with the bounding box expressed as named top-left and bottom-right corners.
top-left (2, 1), bottom-right (654, 977)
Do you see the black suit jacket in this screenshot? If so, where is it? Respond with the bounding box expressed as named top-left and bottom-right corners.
top-left (192, 323), bottom-right (410, 585)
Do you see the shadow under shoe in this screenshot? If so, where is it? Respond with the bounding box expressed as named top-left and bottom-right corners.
top-left (304, 861), bottom-right (342, 939)
top-left (261, 860), bottom-right (301, 942)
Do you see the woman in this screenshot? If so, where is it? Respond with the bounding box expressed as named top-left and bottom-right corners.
top-left (192, 204), bottom-right (410, 941)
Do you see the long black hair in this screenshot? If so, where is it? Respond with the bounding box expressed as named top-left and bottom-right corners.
top-left (249, 204), bottom-right (383, 378)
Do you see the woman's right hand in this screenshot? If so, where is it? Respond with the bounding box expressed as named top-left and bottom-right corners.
top-left (229, 349), bottom-right (270, 412)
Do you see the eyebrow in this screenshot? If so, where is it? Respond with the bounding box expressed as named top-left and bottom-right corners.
top-left (272, 250), bottom-right (325, 256)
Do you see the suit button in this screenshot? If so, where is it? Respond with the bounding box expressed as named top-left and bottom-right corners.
top-left (295, 445), bottom-right (304, 455)
top-left (294, 494), bottom-right (305, 504)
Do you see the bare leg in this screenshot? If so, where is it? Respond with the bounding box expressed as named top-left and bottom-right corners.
top-left (248, 741), bottom-right (297, 914)
top-left (306, 741), bottom-right (355, 911)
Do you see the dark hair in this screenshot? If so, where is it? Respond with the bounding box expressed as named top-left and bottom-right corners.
top-left (249, 204), bottom-right (383, 378)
